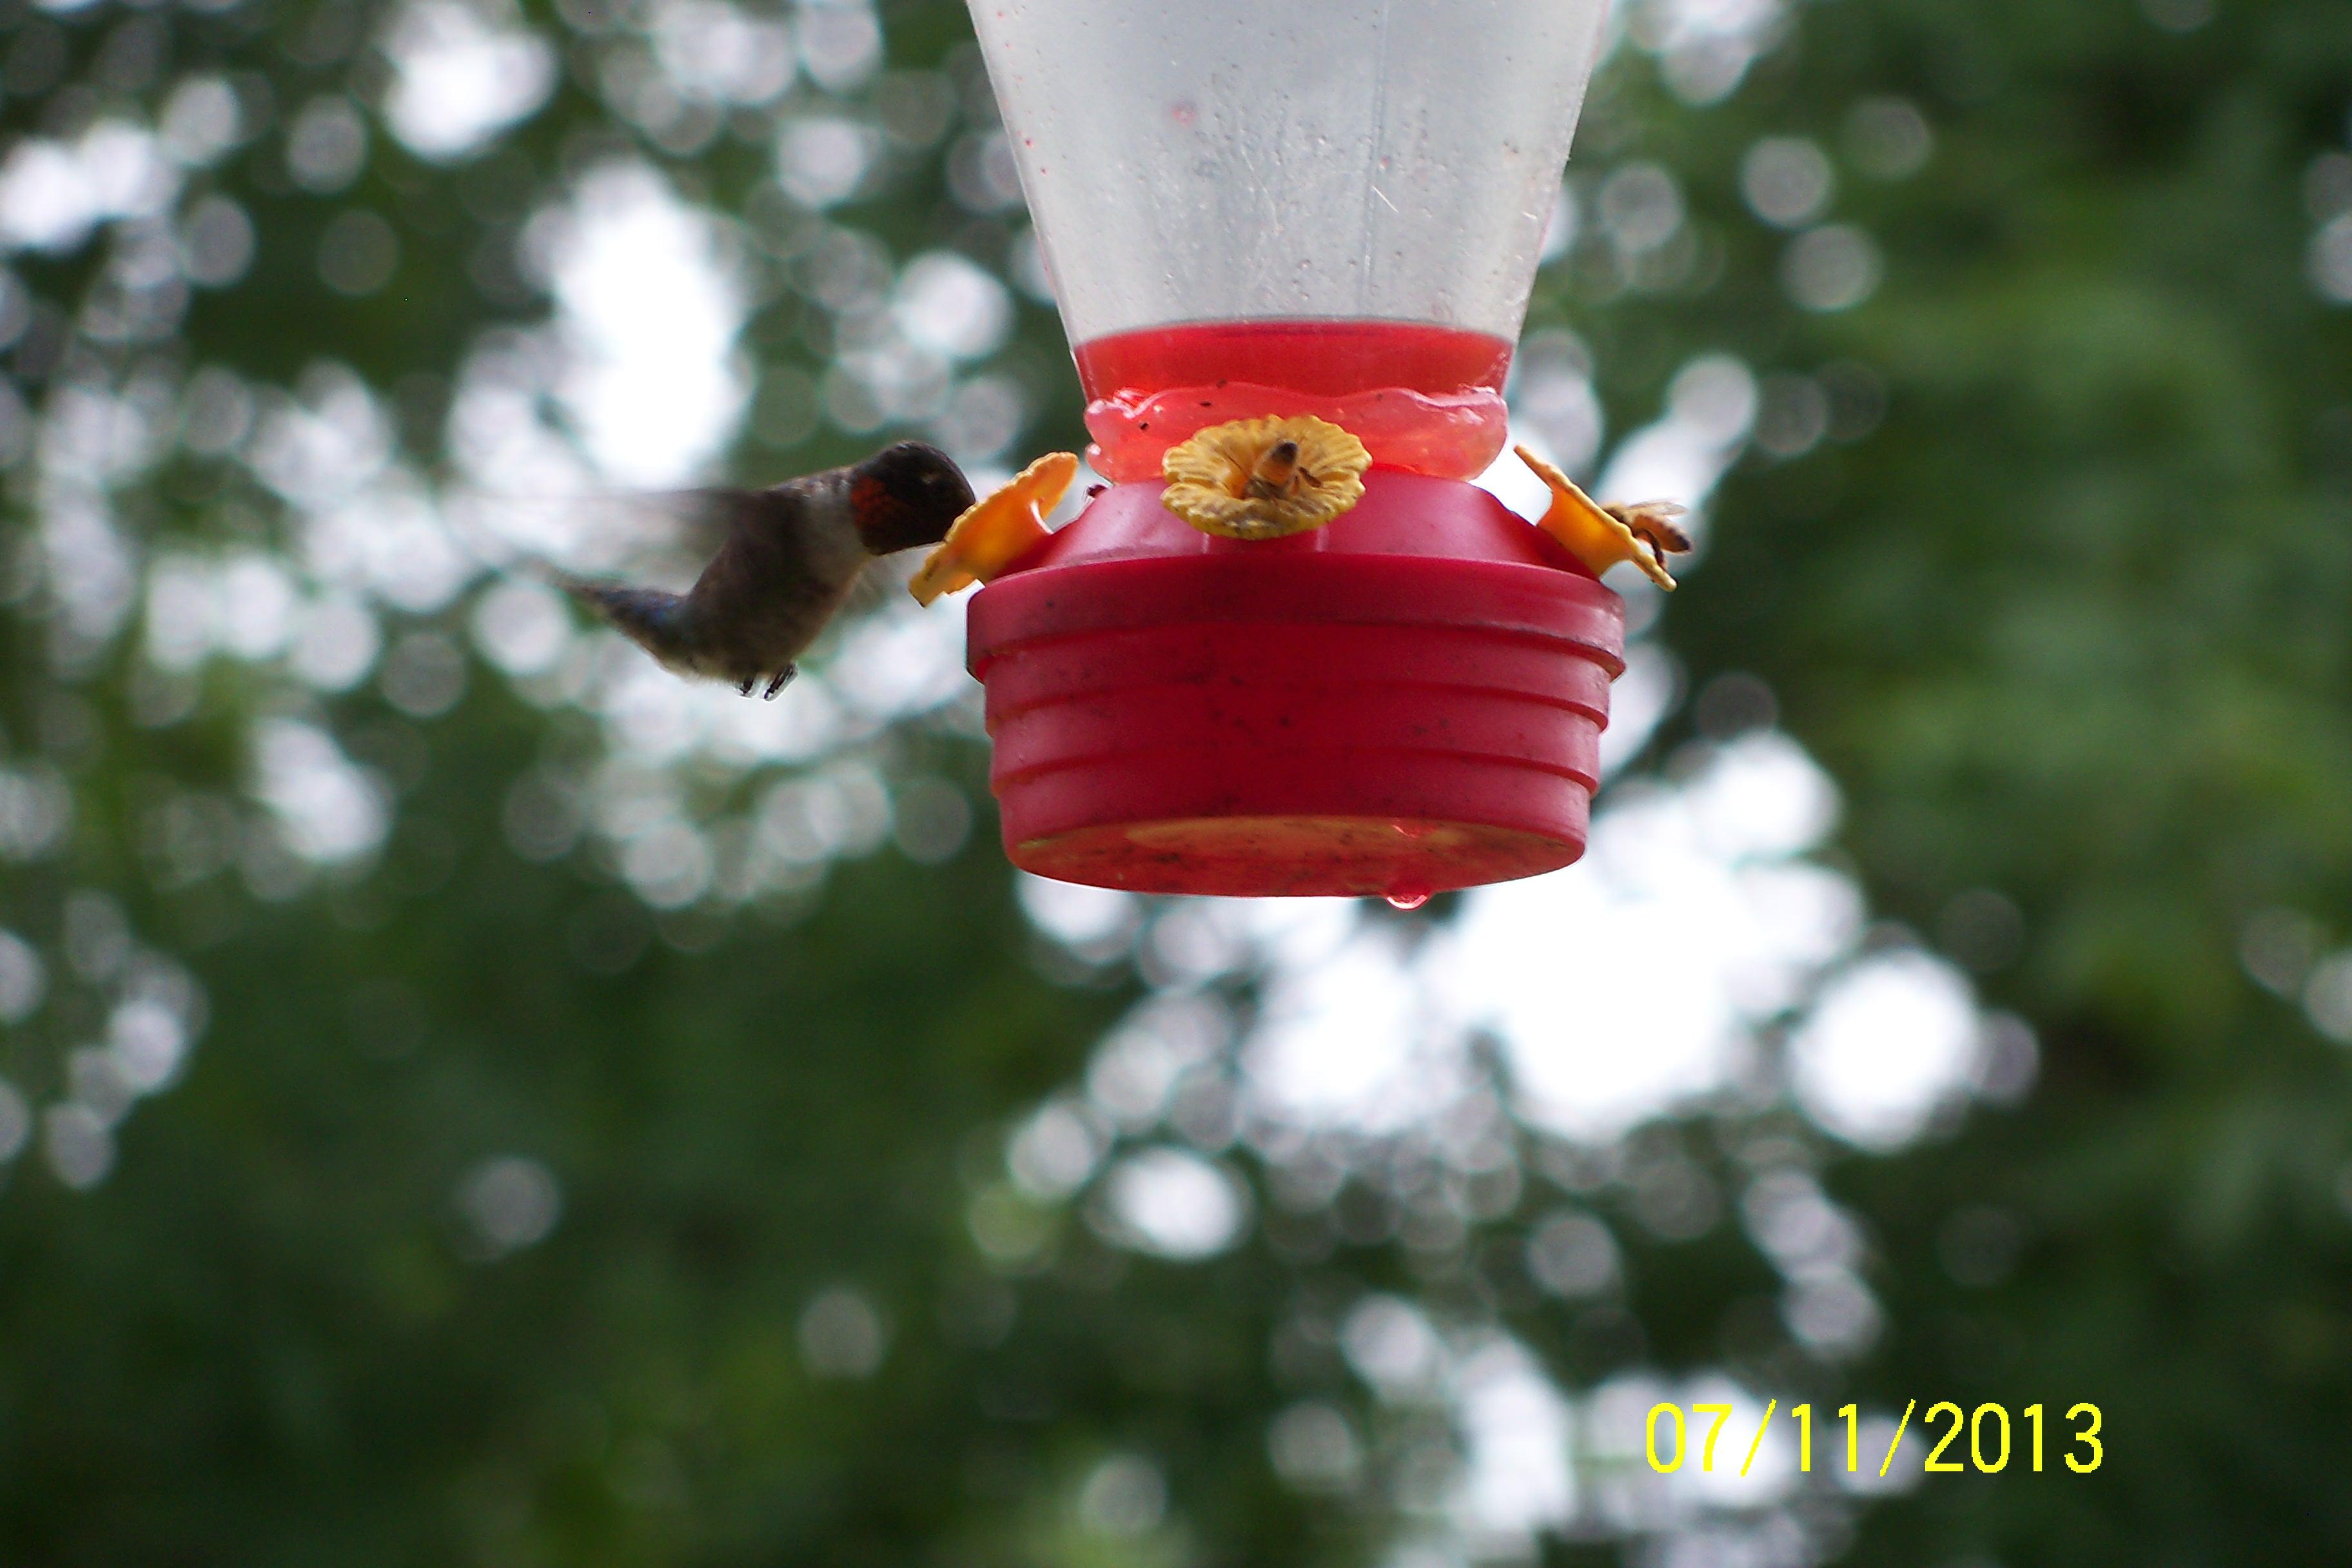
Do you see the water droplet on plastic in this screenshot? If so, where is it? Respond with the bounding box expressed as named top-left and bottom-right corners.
top-left (1385, 887), bottom-right (1431, 912)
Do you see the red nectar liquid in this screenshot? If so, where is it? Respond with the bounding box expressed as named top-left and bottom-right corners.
top-left (1073, 319), bottom-right (1514, 483)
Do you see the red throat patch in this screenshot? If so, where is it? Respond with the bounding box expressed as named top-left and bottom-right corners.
top-left (848, 473), bottom-right (930, 552)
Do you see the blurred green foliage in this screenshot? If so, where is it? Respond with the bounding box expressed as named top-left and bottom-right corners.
top-left (2, 0), bottom-right (2350, 1564)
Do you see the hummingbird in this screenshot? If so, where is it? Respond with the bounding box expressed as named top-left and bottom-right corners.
top-left (558, 441), bottom-right (975, 698)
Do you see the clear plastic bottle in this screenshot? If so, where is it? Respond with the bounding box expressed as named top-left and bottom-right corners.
top-left (965, 0), bottom-right (1610, 480)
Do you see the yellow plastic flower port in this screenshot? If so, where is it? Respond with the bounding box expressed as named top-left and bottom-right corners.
top-left (1513, 444), bottom-right (1692, 591)
top-left (908, 451), bottom-right (1081, 605)
top-left (1161, 415), bottom-right (1372, 540)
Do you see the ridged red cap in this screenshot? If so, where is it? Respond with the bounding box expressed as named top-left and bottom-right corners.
top-left (966, 471), bottom-right (1626, 897)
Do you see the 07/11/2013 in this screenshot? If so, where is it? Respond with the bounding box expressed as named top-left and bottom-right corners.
top-left (1645, 1400), bottom-right (2104, 1477)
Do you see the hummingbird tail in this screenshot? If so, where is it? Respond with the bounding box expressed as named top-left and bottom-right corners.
top-left (557, 575), bottom-right (694, 660)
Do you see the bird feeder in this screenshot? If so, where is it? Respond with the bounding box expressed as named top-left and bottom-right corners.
top-left (948, 0), bottom-right (1623, 900)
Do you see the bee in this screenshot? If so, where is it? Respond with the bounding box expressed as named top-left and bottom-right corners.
top-left (1514, 446), bottom-right (1692, 589)
top-left (1242, 438), bottom-right (1305, 502)
top-left (1607, 500), bottom-right (1692, 569)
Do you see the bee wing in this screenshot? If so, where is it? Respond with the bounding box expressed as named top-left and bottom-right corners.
top-left (1610, 500), bottom-right (1694, 556)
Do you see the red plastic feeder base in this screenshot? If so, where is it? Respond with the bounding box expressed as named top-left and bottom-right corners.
top-left (966, 471), bottom-right (1627, 898)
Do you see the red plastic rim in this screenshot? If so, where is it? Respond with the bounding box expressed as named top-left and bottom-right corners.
top-left (966, 472), bottom-right (1626, 897)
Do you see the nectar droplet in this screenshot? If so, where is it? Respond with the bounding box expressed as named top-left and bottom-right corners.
top-left (1384, 886), bottom-right (1431, 912)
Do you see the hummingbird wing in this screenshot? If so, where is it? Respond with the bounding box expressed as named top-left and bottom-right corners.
top-left (471, 487), bottom-right (753, 595)
top-left (841, 557), bottom-right (896, 615)
top-left (599, 487), bottom-right (758, 572)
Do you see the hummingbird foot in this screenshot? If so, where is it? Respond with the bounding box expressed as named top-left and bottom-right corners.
top-left (761, 665), bottom-right (797, 700)
top-left (738, 676), bottom-right (756, 696)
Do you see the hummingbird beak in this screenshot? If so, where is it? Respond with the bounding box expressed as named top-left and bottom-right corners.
top-left (909, 451), bottom-right (1078, 605)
